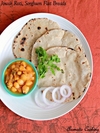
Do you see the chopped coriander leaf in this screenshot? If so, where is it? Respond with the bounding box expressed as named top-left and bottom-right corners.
top-left (50, 55), bottom-right (60, 62)
top-left (35, 47), bottom-right (61, 78)
top-left (50, 67), bottom-right (55, 75)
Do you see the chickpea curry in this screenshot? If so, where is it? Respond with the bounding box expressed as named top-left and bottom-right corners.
top-left (5, 61), bottom-right (36, 94)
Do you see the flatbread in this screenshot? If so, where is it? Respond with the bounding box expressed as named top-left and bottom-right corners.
top-left (12, 18), bottom-right (60, 60)
top-left (31, 29), bottom-right (84, 66)
top-left (38, 47), bottom-right (91, 102)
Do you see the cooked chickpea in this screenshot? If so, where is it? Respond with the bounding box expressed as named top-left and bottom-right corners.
top-left (22, 85), bottom-right (30, 94)
top-left (21, 61), bottom-right (26, 67)
top-left (17, 88), bottom-right (22, 93)
top-left (15, 61), bottom-right (20, 64)
top-left (14, 82), bottom-right (20, 89)
top-left (7, 82), bottom-right (13, 89)
top-left (25, 80), bottom-right (33, 86)
top-left (5, 61), bottom-right (36, 94)
top-left (32, 71), bottom-right (35, 75)
top-left (31, 76), bottom-right (35, 81)
top-left (9, 74), bottom-right (13, 80)
top-left (17, 79), bottom-right (24, 85)
top-left (14, 75), bottom-right (19, 81)
top-left (5, 75), bottom-right (9, 83)
top-left (28, 72), bottom-right (34, 78)
top-left (17, 71), bottom-right (22, 75)
top-left (26, 66), bottom-right (32, 72)
top-left (19, 66), bottom-right (26, 71)
top-left (11, 87), bottom-right (17, 92)
top-left (14, 68), bottom-right (19, 72)
top-left (5, 68), bottom-right (11, 75)
top-left (15, 62), bottom-right (21, 67)
top-left (11, 64), bottom-right (15, 69)
top-left (21, 74), bottom-right (27, 81)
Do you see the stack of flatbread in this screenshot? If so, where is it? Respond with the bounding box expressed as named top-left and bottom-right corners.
top-left (12, 18), bottom-right (91, 102)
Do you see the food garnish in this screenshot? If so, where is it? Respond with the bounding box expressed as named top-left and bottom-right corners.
top-left (5, 61), bottom-right (36, 94)
top-left (35, 47), bottom-right (61, 78)
top-left (34, 85), bottom-right (72, 108)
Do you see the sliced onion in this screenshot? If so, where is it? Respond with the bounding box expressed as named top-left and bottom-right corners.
top-left (42, 87), bottom-right (57, 106)
top-left (34, 87), bottom-right (58, 108)
top-left (48, 88), bottom-right (61, 100)
top-left (52, 87), bottom-right (66, 103)
top-left (56, 89), bottom-right (61, 100)
top-left (60, 85), bottom-right (72, 98)
top-left (34, 87), bottom-right (50, 108)
top-left (34, 85), bottom-right (72, 108)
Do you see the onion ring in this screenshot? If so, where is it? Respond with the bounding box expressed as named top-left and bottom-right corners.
top-left (34, 87), bottom-right (59, 108)
top-left (34, 85), bottom-right (72, 108)
top-left (42, 87), bottom-right (57, 105)
top-left (34, 87), bottom-right (50, 108)
top-left (52, 87), bottom-right (66, 103)
top-left (60, 85), bottom-right (72, 98)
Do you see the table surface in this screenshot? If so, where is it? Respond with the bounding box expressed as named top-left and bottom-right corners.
top-left (0, 0), bottom-right (100, 132)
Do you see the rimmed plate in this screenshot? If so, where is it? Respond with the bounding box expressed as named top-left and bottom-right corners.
top-left (0, 13), bottom-right (93, 120)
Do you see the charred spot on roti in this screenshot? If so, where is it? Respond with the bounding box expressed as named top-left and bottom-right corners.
top-left (45, 27), bottom-right (48, 30)
top-left (46, 31), bottom-right (49, 34)
top-left (82, 62), bottom-right (85, 64)
top-left (28, 27), bottom-right (30, 29)
top-left (37, 26), bottom-right (41, 30)
top-left (72, 92), bottom-right (74, 96)
top-left (25, 22), bottom-right (28, 25)
top-left (69, 83), bottom-right (72, 87)
top-left (76, 38), bottom-right (78, 41)
top-left (68, 47), bottom-right (75, 51)
top-left (22, 37), bottom-right (26, 41)
top-left (78, 95), bottom-right (81, 98)
top-left (33, 18), bottom-right (36, 21)
top-left (18, 33), bottom-right (21, 36)
top-left (73, 97), bottom-right (75, 99)
top-left (20, 48), bottom-right (25, 51)
top-left (83, 88), bottom-right (86, 92)
top-left (85, 54), bottom-right (86, 57)
top-left (78, 46), bottom-right (81, 51)
top-left (89, 73), bottom-right (91, 77)
top-left (13, 52), bottom-right (18, 58)
top-left (20, 37), bottom-right (26, 45)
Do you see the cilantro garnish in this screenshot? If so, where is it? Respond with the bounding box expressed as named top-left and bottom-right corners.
top-left (35, 47), bottom-right (61, 78)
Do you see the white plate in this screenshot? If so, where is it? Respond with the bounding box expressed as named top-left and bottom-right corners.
top-left (0, 13), bottom-right (93, 120)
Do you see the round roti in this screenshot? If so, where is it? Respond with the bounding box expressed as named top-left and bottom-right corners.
top-left (38, 47), bottom-right (91, 102)
top-left (12, 18), bottom-right (60, 60)
top-left (31, 29), bottom-right (85, 66)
